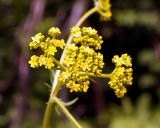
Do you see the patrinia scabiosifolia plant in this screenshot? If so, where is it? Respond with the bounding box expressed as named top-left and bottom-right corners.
top-left (28, 0), bottom-right (133, 128)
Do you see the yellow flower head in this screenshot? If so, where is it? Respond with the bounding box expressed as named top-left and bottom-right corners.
top-left (28, 55), bottom-right (39, 68)
top-left (45, 57), bottom-right (55, 69)
top-left (48, 27), bottom-right (61, 38)
top-left (28, 27), bottom-right (65, 69)
top-left (108, 54), bottom-right (133, 98)
top-left (71, 27), bottom-right (103, 50)
top-left (94, 0), bottom-right (112, 20)
top-left (31, 33), bottom-right (45, 43)
top-left (59, 27), bottom-right (105, 93)
top-left (38, 55), bottom-right (46, 66)
top-left (66, 80), bottom-right (90, 93)
top-left (112, 54), bottom-right (132, 67)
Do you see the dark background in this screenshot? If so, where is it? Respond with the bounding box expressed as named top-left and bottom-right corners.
top-left (0, 0), bottom-right (160, 127)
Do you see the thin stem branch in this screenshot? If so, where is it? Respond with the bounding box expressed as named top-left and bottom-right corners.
top-left (75, 7), bottom-right (98, 27)
top-left (80, 72), bottom-right (112, 79)
top-left (51, 97), bottom-right (82, 128)
top-left (52, 57), bottom-right (66, 71)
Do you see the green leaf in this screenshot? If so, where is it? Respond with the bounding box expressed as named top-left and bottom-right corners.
top-left (61, 98), bottom-right (79, 106)
top-left (55, 105), bottom-right (61, 116)
top-left (44, 83), bottom-right (52, 92)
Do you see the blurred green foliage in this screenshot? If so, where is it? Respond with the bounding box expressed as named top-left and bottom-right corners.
top-left (107, 94), bottom-right (160, 128)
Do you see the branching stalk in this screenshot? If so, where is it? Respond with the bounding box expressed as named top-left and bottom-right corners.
top-left (51, 97), bottom-right (82, 128)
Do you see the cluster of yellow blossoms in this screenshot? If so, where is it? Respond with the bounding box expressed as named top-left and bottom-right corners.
top-left (28, 27), bottom-right (65, 69)
top-left (109, 54), bottom-right (133, 98)
top-left (28, 26), bottom-right (133, 98)
top-left (71, 27), bottom-right (103, 50)
top-left (28, 0), bottom-right (133, 98)
top-left (94, 0), bottom-right (112, 20)
top-left (59, 27), bottom-right (104, 92)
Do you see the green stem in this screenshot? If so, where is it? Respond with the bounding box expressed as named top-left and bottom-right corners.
top-left (52, 57), bottom-right (66, 71)
top-left (42, 99), bottom-right (53, 128)
top-left (51, 97), bottom-right (82, 128)
top-left (42, 82), bottom-right (62, 128)
top-left (80, 72), bottom-right (112, 79)
top-left (75, 7), bottom-right (98, 27)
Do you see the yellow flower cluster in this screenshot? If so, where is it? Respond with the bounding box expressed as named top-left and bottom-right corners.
top-left (59, 27), bottom-right (104, 92)
top-left (112, 54), bottom-right (132, 67)
top-left (94, 0), bottom-right (112, 20)
top-left (28, 27), bottom-right (65, 69)
top-left (108, 54), bottom-right (133, 98)
top-left (71, 27), bottom-right (103, 50)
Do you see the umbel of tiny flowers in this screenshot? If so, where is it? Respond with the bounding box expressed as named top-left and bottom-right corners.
top-left (59, 27), bottom-right (104, 92)
top-left (28, 27), bottom-right (133, 98)
top-left (94, 0), bottom-right (112, 20)
top-left (28, 27), bottom-right (65, 70)
top-left (109, 54), bottom-right (133, 98)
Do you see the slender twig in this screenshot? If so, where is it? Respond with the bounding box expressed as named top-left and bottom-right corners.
top-left (51, 97), bottom-right (82, 128)
top-left (79, 72), bottom-right (112, 79)
top-left (52, 57), bottom-right (66, 71)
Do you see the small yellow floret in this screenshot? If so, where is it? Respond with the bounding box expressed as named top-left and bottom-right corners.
top-left (45, 46), bottom-right (57, 56)
top-left (31, 33), bottom-right (45, 43)
top-left (29, 42), bottom-right (38, 49)
top-left (48, 27), bottom-right (61, 38)
top-left (66, 81), bottom-right (81, 92)
top-left (38, 55), bottom-right (46, 66)
top-left (66, 80), bottom-right (90, 93)
top-left (112, 54), bottom-right (132, 67)
top-left (49, 39), bottom-right (65, 49)
top-left (71, 27), bottom-right (81, 37)
top-left (28, 55), bottom-right (39, 68)
top-left (45, 57), bottom-right (55, 69)
top-left (83, 81), bottom-right (90, 92)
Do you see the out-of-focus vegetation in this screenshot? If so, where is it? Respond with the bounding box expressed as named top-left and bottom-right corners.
top-left (0, 0), bottom-right (160, 128)
top-left (107, 94), bottom-right (160, 128)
